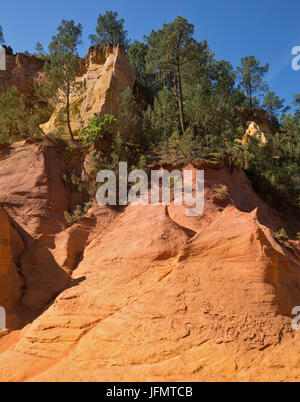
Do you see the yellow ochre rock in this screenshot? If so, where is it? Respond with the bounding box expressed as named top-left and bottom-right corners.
top-left (0, 207), bottom-right (22, 316)
top-left (236, 121), bottom-right (269, 147)
top-left (40, 44), bottom-right (136, 136)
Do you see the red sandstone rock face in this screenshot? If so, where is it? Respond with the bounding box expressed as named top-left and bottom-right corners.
top-left (0, 144), bottom-right (300, 381)
top-left (0, 141), bottom-right (81, 314)
top-left (0, 141), bottom-right (69, 237)
top-left (0, 54), bottom-right (44, 99)
top-left (0, 207), bottom-right (23, 327)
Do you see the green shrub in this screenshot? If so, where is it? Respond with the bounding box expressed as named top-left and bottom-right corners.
top-left (62, 171), bottom-right (84, 192)
top-left (64, 201), bottom-right (93, 225)
top-left (273, 228), bottom-right (288, 241)
top-left (167, 128), bottom-right (198, 164)
top-left (79, 115), bottom-right (118, 145)
top-left (214, 186), bottom-right (229, 201)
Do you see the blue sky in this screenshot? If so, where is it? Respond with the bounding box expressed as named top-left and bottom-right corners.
top-left (1, 0), bottom-right (300, 107)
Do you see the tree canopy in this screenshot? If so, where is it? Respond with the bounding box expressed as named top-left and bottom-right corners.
top-left (2, 12), bottom-right (300, 213)
top-left (128, 40), bottom-right (153, 89)
top-left (146, 16), bottom-right (200, 134)
top-left (44, 19), bottom-right (84, 140)
top-left (236, 56), bottom-right (269, 108)
top-left (263, 91), bottom-right (287, 117)
top-left (89, 11), bottom-right (129, 48)
top-left (49, 19), bottom-right (82, 55)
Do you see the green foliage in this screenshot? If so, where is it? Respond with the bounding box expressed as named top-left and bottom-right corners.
top-left (62, 170), bottom-right (84, 192)
top-left (79, 115), bottom-right (118, 145)
top-left (263, 91), bottom-right (287, 118)
top-left (146, 16), bottom-right (200, 133)
top-left (87, 131), bottom-right (143, 198)
top-left (214, 186), bottom-right (229, 201)
top-left (128, 40), bottom-right (154, 89)
top-left (44, 19), bottom-right (84, 140)
top-left (2, 45), bottom-right (13, 55)
top-left (110, 133), bottom-right (140, 168)
top-left (49, 19), bottom-right (82, 55)
top-left (0, 82), bottom-right (54, 144)
top-left (141, 16), bottom-right (242, 155)
top-left (89, 11), bottom-right (129, 48)
top-left (167, 129), bottom-right (198, 163)
top-left (35, 42), bottom-right (44, 54)
top-left (64, 201), bottom-right (93, 225)
top-left (136, 154), bottom-right (147, 170)
top-left (226, 121), bottom-right (300, 209)
top-left (0, 86), bottom-right (28, 142)
top-left (293, 94), bottom-right (300, 110)
top-left (3, 13), bottom-right (300, 218)
top-left (88, 133), bottom-right (142, 176)
top-left (119, 88), bottom-right (142, 143)
top-left (273, 228), bottom-right (288, 241)
top-left (44, 53), bottom-right (84, 141)
top-left (292, 94), bottom-right (300, 120)
top-left (233, 90), bottom-right (250, 107)
top-left (143, 87), bottom-right (179, 146)
top-left (236, 56), bottom-right (269, 108)
top-left (184, 81), bottom-right (240, 149)
top-left (34, 42), bottom-right (48, 59)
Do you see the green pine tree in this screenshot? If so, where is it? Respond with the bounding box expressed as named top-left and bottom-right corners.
top-left (89, 11), bottom-right (129, 48)
top-left (128, 40), bottom-right (154, 89)
top-left (119, 88), bottom-right (142, 143)
top-left (263, 91), bottom-right (288, 124)
top-left (0, 86), bottom-right (27, 140)
top-left (44, 20), bottom-right (84, 141)
top-left (146, 16), bottom-right (199, 134)
top-left (236, 56), bottom-right (269, 108)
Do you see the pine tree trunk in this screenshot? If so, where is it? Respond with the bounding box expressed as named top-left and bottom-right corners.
top-left (67, 86), bottom-right (74, 141)
top-left (176, 61), bottom-right (185, 134)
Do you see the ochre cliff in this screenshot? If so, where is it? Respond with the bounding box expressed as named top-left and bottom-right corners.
top-left (0, 46), bottom-right (135, 137)
top-left (0, 206), bottom-right (23, 328)
top-left (0, 48), bottom-right (299, 382)
top-left (0, 53), bottom-right (44, 100)
top-left (0, 141), bottom-right (69, 236)
top-left (40, 44), bottom-right (136, 136)
top-left (0, 143), bottom-right (300, 381)
top-left (238, 108), bottom-right (278, 138)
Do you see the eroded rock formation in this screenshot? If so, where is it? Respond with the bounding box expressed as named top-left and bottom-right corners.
top-left (238, 108), bottom-right (278, 138)
top-left (0, 53), bottom-right (44, 100)
top-left (0, 143), bottom-right (300, 381)
top-left (0, 45), bottom-right (135, 138)
top-left (0, 206), bottom-right (22, 323)
top-left (236, 121), bottom-right (269, 147)
top-left (0, 141), bottom-right (69, 236)
top-left (41, 45), bottom-right (136, 136)
top-left (0, 48), bottom-right (299, 382)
